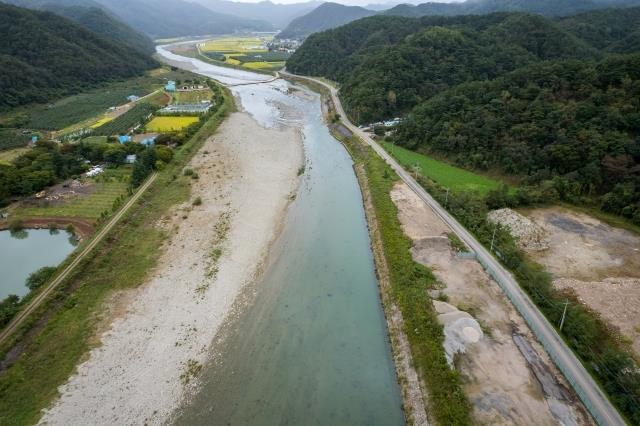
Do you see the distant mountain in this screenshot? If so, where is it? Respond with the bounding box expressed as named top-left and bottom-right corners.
top-left (192, 0), bottom-right (322, 29)
top-left (1, 0), bottom-right (154, 53)
top-left (386, 0), bottom-right (640, 18)
top-left (277, 2), bottom-right (376, 39)
top-left (0, 3), bottom-right (157, 109)
top-left (95, 0), bottom-right (273, 38)
top-left (42, 5), bottom-right (156, 54)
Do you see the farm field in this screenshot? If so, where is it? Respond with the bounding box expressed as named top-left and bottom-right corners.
top-left (0, 68), bottom-right (198, 132)
top-left (92, 103), bottom-right (157, 136)
top-left (146, 116), bottom-right (199, 132)
top-left (380, 141), bottom-right (503, 195)
top-left (198, 34), bottom-right (288, 72)
top-left (19, 168), bottom-right (131, 219)
top-left (172, 90), bottom-right (213, 103)
top-left (0, 147), bottom-right (30, 165)
top-left (0, 129), bottom-right (32, 151)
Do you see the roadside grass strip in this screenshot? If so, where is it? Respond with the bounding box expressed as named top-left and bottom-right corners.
top-left (381, 141), bottom-right (502, 195)
top-left (146, 116), bottom-right (200, 132)
top-left (344, 136), bottom-right (472, 425)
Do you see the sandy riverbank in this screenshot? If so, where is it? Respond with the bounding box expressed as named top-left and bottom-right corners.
top-left (39, 112), bottom-right (302, 425)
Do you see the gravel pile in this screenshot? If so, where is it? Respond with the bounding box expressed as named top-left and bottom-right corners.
top-left (488, 208), bottom-right (549, 251)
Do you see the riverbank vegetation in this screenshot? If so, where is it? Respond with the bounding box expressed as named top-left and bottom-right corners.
top-left (0, 83), bottom-right (233, 426)
top-left (343, 134), bottom-right (471, 424)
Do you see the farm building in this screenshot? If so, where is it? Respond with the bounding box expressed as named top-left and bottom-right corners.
top-left (177, 84), bottom-right (206, 92)
top-left (140, 136), bottom-right (156, 146)
top-left (125, 154), bottom-right (137, 164)
top-left (159, 102), bottom-right (212, 114)
top-left (165, 80), bottom-right (176, 92)
top-left (118, 135), bottom-right (132, 144)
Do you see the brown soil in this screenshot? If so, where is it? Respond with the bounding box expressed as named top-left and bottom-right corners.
top-left (392, 183), bottom-right (592, 425)
top-left (521, 206), bottom-right (640, 355)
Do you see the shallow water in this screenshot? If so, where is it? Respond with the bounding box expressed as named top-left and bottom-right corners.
top-left (157, 45), bottom-right (405, 426)
top-left (0, 229), bottom-right (76, 299)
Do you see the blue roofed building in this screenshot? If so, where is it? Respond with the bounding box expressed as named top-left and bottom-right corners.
top-left (140, 136), bottom-right (156, 146)
top-left (165, 80), bottom-right (176, 92)
top-left (118, 135), bottom-right (132, 144)
top-left (127, 95), bottom-right (140, 102)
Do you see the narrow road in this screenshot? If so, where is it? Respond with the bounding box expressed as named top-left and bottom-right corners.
top-left (282, 71), bottom-right (626, 426)
top-left (0, 173), bottom-right (158, 347)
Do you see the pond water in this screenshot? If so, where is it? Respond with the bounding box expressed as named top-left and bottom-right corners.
top-left (0, 228), bottom-right (76, 299)
top-left (157, 45), bottom-right (405, 425)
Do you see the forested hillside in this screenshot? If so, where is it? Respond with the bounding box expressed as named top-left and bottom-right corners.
top-left (44, 5), bottom-right (156, 54)
top-left (277, 3), bottom-right (375, 39)
top-left (386, 0), bottom-right (640, 18)
top-left (287, 13), bottom-right (599, 122)
top-left (0, 4), bottom-right (157, 110)
top-left (288, 8), bottom-right (640, 223)
top-left (395, 55), bottom-right (640, 223)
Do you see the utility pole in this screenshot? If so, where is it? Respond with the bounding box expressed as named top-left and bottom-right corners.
top-left (444, 187), bottom-right (449, 208)
top-left (559, 299), bottom-right (569, 331)
top-left (490, 225), bottom-right (497, 252)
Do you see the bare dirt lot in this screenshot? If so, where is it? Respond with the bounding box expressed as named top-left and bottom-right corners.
top-left (391, 183), bottom-right (591, 425)
top-left (520, 206), bottom-right (640, 354)
top-left (39, 112), bottom-right (303, 425)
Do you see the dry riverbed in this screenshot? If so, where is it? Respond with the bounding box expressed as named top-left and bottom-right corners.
top-left (39, 112), bottom-right (302, 424)
top-left (391, 183), bottom-right (591, 425)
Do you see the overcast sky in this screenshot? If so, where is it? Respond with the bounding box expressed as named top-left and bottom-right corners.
top-left (228, 0), bottom-right (466, 6)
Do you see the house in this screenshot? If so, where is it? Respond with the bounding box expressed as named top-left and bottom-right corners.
top-left (127, 95), bottom-right (140, 102)
top-left (125, 154), bottom-right (137, 164)
top-left (118, 135), bottom-right (132, 144)
top-left (165, 80), bottom-right (176, 92)
top-left (140, 136), bottom-right (156, 146)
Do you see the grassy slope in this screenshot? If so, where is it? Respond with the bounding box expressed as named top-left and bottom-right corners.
top-left (0, 86), bottom-right (232, 426)
top-left (380, 141), bottom-right (502, 195)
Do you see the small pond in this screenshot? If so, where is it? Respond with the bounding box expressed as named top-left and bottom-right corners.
top-left (0, 228), bottom-right (77, 299)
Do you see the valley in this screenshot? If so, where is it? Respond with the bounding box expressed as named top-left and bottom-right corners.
top-left (1, 0), bottom-right (640, 425)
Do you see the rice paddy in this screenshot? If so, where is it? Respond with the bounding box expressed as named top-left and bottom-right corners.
top-left (197, 34), bottom-right (287, 72)
top-left (146, 116), bottom-right (200, 132)
top-left (90, 117), bottom-right (113, 129)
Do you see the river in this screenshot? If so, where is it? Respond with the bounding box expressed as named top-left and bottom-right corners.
top-left (157, 45), bottom-right (405, 425)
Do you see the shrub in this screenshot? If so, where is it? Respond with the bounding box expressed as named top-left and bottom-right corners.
top-left (26, 266), bottom-right (57, 291)
top-left (192, 196), bottom-right (202, 206)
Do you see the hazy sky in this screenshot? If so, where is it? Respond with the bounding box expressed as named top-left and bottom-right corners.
top-left (228, 0), bottom-right (465, 6)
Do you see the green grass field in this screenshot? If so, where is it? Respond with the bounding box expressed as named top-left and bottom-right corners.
top-left (0, 147), bottom-right (30, 165)
top-left (146, 116), bottom-right (199, 132)
top-left (172, 90), bottom-right (213, 103)
top-left (381, 141), bottom-right (502, 195)
top-left (19, 168), bottom-right (130, 219)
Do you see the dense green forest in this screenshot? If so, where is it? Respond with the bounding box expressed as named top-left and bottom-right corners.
top-left (385, 0), bottom-right (640, 18)
top-left (396, 55), bottom-right (640, 223)
top-left (288, 13), bottom-right (602, 122)
top-left (45, 5), bottom-right (156, 54)
top-left (288, 10), bottom-right (640, 224)
top-left (0, 4), bottom-right (157, 110)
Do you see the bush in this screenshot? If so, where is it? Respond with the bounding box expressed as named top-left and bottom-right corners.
top-left (192, 196), bottom-right (202, 206)
top-left (26, 266), bottom-right (57, 291)
top-left (183, 168), bottom-right (194, 176)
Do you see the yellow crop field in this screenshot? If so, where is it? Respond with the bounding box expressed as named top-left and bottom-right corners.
top-left (90, 117), bottom-right (113, 128)
top-left (199, 36), bottom-right (270, 53)
top-left (146, 116), bottom-right (199, 132)
top-left (244, 61), bottom-right (285, 70)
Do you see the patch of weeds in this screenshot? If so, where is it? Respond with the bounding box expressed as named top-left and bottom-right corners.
top-left (297, 165), bottom-right (305, 176)
top-left (192, 196), bottom-right (202, 206)
top-left (447, 232), bottom-right (466, 253)
top-left (180, 359), bottom-right (202, 385)
top-left (183, 168), bottom-right (194, 177)
top-left (436, 291), bottom-right (450, 302)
